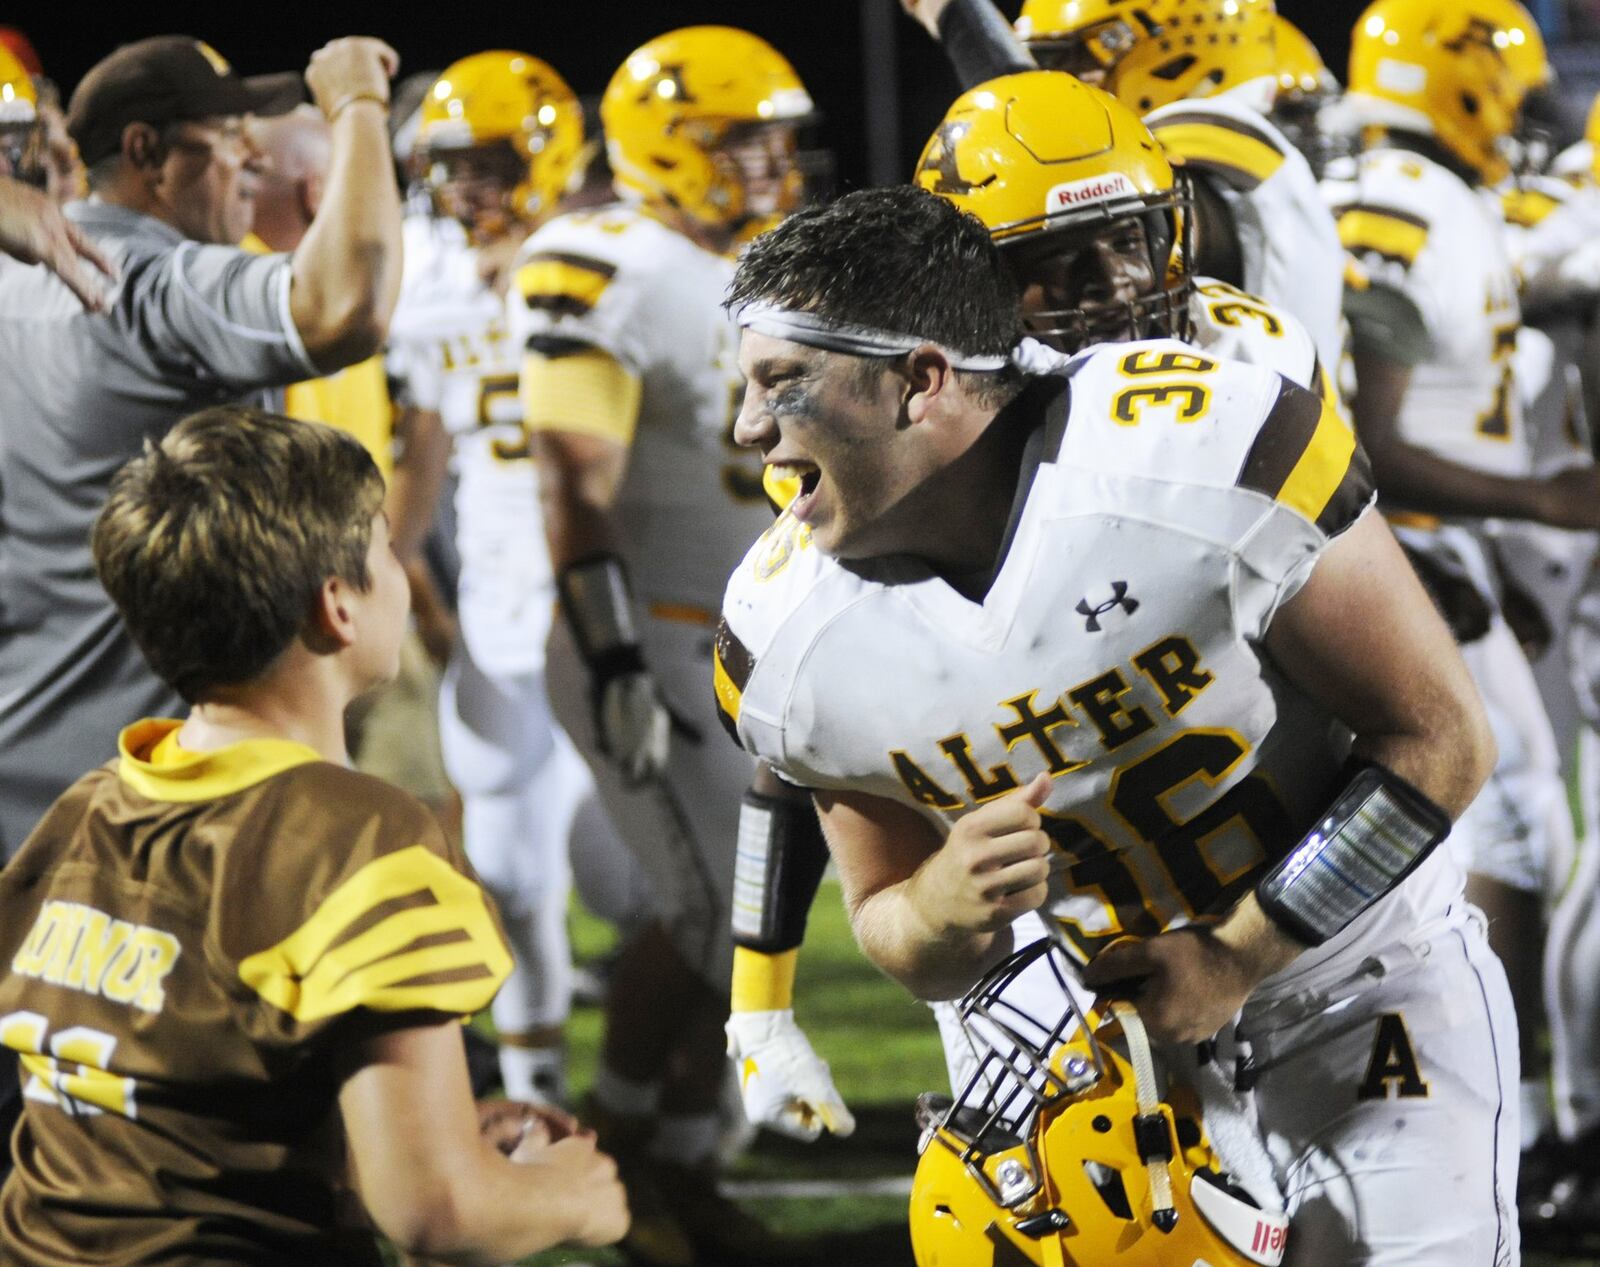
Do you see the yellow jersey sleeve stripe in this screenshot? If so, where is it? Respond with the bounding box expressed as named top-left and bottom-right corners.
top-left (1501, 188), bottom-right (1563, 228)
top-left (521, 347), bottom-right (642, 446)
top-left (514, 251), bottom-right (618, 318)
top-left (713, 617), bottom-right (755, 744)
top-left (1239, 378), bottom-right (1372, 535)
top-left (1149, 120), bottom-right (1285, 189)
top-left (238, 845), bottom-right (512, 1023)
top-left (1278, 393), bottom-right (1360, 527)
top-left (1337, 207), bottom-right (1429, 268)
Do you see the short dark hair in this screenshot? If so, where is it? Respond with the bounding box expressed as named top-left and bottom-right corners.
top-left (728, 186), bottom-right (1024, 403)
top-left (92, 406), bottom-right (385, 703)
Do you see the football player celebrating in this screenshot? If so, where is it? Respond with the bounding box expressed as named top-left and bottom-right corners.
top-left (717, 184), bottom-right (1515, 1264)
top-left (387, 52), bottom-right (651, 1109)
top-left (508, 26), bottom-right (813, 1263)
top-left (737, 72), bottom-right (1344, 1125)
top-left (0, 407), bottom-right (628, 1265)
top-left (900, 0), bottom-right (1347, 381)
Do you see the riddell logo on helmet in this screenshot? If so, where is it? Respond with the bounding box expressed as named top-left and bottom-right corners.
top-left (1251, 1217), bottom-right (1289, 1261)
top-left (1046, 173), bottom-right (1137, 212)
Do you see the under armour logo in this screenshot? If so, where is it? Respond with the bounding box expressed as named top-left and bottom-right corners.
top-left (1076, 582), bottom-right (1139, 632)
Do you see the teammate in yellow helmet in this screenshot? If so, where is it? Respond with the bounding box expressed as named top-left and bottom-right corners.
top-left (0, 42), bottom-right (40, 185)
top-left (389, 51), bottom-right (632, 1126)
top-left (1014, 0), bottom-right (1277, 114)
top-left (1330, 14), bottom-right (1600, 1238)
top-left (419, 50), bottom-right (585, 249)
top-left (600, 25), bottom-right (813, 245)
top-left (1269, 15), bottom-right (1347, 177)
top-left (900, 0), bottom-right (1348, 393)
top-left (511, 27), bottom-right (818, 1266)
top-left (1345, 0), bottom-right (1548, 187)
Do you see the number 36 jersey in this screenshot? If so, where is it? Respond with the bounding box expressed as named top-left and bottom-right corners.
top-left (718, 342), bottom-right (1457, 977)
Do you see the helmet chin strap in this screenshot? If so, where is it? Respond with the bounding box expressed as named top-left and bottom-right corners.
top-left (735, 301), bottom-right (1012, 371)
top-left (1107, 1001), bottom-right (1179, 1231)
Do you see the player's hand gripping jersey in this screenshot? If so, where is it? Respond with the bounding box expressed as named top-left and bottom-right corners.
top-left (388, 214), bottom-right (551, 675)
top-left (1145, 90), bottom-right (1347, 377)
top-left (1327, 148), bottom-right (1529, 480)
top-left (717, 343), bottom-right (1456, 980)
top-left (0, 721), bottom-right (511, 1266)
top-left (508, 204), bottom-right (773, 622)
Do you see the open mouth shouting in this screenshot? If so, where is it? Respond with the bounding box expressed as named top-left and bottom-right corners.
top-left (767, 459), bottom-right (822, 521)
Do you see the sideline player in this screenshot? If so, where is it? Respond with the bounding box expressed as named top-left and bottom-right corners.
top-left (510, 26), bottom-right (813, 1262)
top-left (718, 185), bottom-right (1513, 1264)
top-left (0, 406), bottom-right (627, 1264)
top-left (388, 51), bottom-right (650, 1106)
top-left (1325, 0), bottom-right (1600, 1164)
top-left (901, 0), bottom-right (1347, 378)
top-left (1494, 98), bottom-right (1600, 1225)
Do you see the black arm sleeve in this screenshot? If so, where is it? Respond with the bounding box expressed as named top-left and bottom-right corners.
top-left (731, 789), bottom-right (832, 954)
top-left (936, 0), bottom-right (1038, 89)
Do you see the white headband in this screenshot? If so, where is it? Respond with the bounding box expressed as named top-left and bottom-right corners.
top-left (735, 302), bottom-right (1012, 372)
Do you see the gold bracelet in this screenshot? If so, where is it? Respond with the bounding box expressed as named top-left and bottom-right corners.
top-left (325, 91), bottom-right (389, 122)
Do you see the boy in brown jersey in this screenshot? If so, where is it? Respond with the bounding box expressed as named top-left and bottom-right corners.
top-left (0, 407), bottom-right (628, 1265)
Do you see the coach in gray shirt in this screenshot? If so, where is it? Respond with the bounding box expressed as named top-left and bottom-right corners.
top-left (0, 35), bottom-right (403, 855)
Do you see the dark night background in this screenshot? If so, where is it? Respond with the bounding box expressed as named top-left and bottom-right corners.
top-left (11, 1), bottom-right (1591, 186)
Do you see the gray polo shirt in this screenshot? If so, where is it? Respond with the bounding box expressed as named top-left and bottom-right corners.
top-left (0, 201), bottom-right (319, 857)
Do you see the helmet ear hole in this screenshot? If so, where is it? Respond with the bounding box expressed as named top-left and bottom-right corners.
top-left (1462, 92), bottom-right (1481, 117)
top-left (1153, 55), bottom-right (1197, 82)
top-left (1083, 1160), bottom-right (1135, 1220)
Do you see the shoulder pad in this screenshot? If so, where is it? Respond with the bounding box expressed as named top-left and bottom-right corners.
top-left (1145, 98), bottom-right (1291, 191)
top-left (1188, 278), bottom-right (1320, 391)
top-left (1502, 184), bottom-right (1568, 229)
top-left (511, 208), bottom-right (669, 313)
top-left (1061, 339), bottom-right (1370, 535)
top-left (717, 509), bottom-right (858, 747)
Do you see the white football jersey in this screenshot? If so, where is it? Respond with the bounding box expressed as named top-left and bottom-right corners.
top-left (1325, 148), bottom-right (1528, 479)
top-left (718, 341), bottom-right (1455, 982)
top-left (507, 204), bottom-right (771, 634)
top-left (1147, 89), bottom-right (1346, 377)
top-left (1186, 277), bottom-right (1323, 397)
top-left (389, 214), bottom-right (552, 675)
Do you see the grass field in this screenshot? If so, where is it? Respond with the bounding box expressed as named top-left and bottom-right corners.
top-left (496, 879), bottom-right (1600, 1267)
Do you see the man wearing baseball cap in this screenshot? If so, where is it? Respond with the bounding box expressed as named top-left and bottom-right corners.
top-left (0, 30), bottom-right (403, 939)
top-left (0, 33), bottom-right (405, 1180)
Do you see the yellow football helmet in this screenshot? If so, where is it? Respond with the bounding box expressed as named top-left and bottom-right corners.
top-left (1014, 0), bottom-right (1278, 115)
top-left (0, 42), bottom-right (39, 182)
top-left (1274, 16), bottom-right (1336, 105)
top-left (419, 51), bottom-right (584, 235)
top-left (601, 26), bottom-right (814, 236)
top-left (913, 72), bottom-right (1192, 352)
top-left (1346, 0), bottom-right (1549, 186)
top-left (910, 941), bottom-right (1289, 1267)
